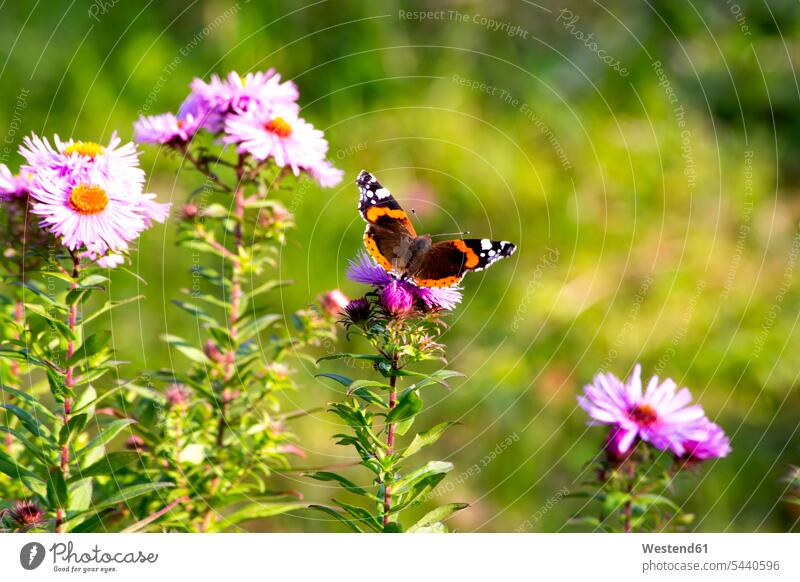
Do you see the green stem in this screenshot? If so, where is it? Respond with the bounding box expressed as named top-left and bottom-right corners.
top-left (56, 252), bottom-right (80, 533)
top-left (383, 351), bottom-right (399, 527)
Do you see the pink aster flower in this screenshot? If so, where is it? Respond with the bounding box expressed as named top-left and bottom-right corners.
top-left (20, 132), bottom-right (145, 190)
top-left (307, 159), bottom-right (344, 187)
top-left (80, 249), bottom-right (127, 269)
top-left (680, 420), bottom-right (731, 461)
top-left (134, 112), bottom-right (201, 145)
top-left (189, 70), bottom-right (299, 120)
top-left (29, 169), bottom-right (147, 253)
top-left (223, 105), bottom-right (335, 177)
top-left (137, 193), bottom-right (171, 227)
top-left (578, 364), bottom-right (709, 456)
top-left (346, 251), bottom-right (462, 311)
top-left (0, 164), bottom-right (33, 199)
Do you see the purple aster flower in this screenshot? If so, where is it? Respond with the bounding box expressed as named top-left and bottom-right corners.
top-left (381, 280), bottom-right (414, 316)
top-left (340, 297), bottom-right (372, 327)
top-left (29, 168), bottom-right (147, 253)
top-left (0, 164), bottom-right (32, 199)
top-left (680, 420), bottom-right (731, 461)
top-left (604, 425), bottom-right (633, 464)
top-left (346, 251), bottom-right (462, 311)
top-left (578, 364), bottom-right (709, 456)
top-left (134, 112), bottom-right (201, 145)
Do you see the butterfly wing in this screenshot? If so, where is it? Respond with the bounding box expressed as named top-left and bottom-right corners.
top-left (357, 170), bottom-right (417, 273)
top-left (412, 239), bottom-right (517, 287)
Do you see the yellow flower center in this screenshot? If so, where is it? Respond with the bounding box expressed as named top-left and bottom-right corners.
top-left (63, 141), bottom-right (105, 159)
top-left (69, 184), bottom-right (108, 215)
top-left (265, 116), bottom-right (292, 138)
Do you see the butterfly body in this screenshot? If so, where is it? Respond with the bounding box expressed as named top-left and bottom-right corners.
top-left (357, 170), bottom-right (516, 287)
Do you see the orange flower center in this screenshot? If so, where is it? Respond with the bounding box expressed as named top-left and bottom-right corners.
top-left (63, 141), bottom-right (105, 159)
top-left (629, 404), bottom-right (658, 426)
top-left (265, 116), bottom-right (292, 138)
top-left (69, 184), bottom-right (108, 215)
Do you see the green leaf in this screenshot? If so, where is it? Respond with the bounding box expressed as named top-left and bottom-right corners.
top-left (393, 461), bottom-right (453, 496)
top-left (307, 504), bottom-right (363, 533)
top-left (0, 385), bottom-right (56, 420)
top-left (161, 334), bottom-right (213, 365)
top-left (347, 379), bottom-right (392, 393)
top-left (67, 331), bottom-right (112, 367)
top-left (386, 390), bottom-right (423, 425)
top-left (402, 422), bottom-right (457, 459)
top-left (79, 273), bottom-right (109, 287)
top-left (411, 522), bottom-right (447, 533)
top-left (245, 279), bottom-right (291, 300)
top-left (0, 426), bottom-right (53, 463)
top-left (179, 444), bottom-right (206, 465)
top-left (211, 502), bottom-right (306, 531)
top-left (65, 285), bottom-right (103, 306)
top-left (382, 521), bottom-right (403, 533)
top-left (71, 451), bottom-right (143, 482)
top-left (59, 413), bottom-right (88, 446)
top-left (317, 353), bottom-right (388, 364)
top-left (68, 479), bottom-right (93, 512)
top-left (74, 419), bottom-right (136, 459)
top-left (350, 387), bottom-right (386, 408)
top-left (47, 467), bottom-right (69, 508)
top-left (238, 314), bottom-right (281, 340)
top-left (170, 301), bottom-right (215, 323)
top-left (305, 471), bottom-right (377, 500)
top-left (91, 482), bottom-right (174, 511)
top-left (333, 499), bottom-right (382, 532)
top-left (0, 448), bottom-right (35, 479)
top-left (47, 367), bottom-right (73, 401)
top-left (82, 295), bottom-right (144, 325)
top-left (603, 491), bottom-right (630, 516)
top-left (407, 369), bottom-right (465, 391)
top-left (407, 503), bottom-right (469, 532)
top-left (72, 385), bottom-right (97, 415)
top-left (316, 373), bottom-right (354, 387)
top-left (120, 496), bottom-right (188, 533)
top-left (200, 203), bottom-right (229, 218)
top-left (2, 404), bottom-right (49, 440)
top-left (635, 493), bottom-right (681, 513)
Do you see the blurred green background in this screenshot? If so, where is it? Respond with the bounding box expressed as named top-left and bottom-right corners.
top-left (2, 0), bottom-right (799, 532)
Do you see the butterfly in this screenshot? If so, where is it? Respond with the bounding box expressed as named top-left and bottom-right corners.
top-left (357, 170), bottom-right (516, 288)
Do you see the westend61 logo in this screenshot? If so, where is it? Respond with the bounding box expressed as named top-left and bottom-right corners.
top-left (19, 541), bottom-right (158, 574)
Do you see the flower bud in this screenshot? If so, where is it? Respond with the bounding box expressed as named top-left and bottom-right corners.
top-left (320, 289), bottom-right (349, 316)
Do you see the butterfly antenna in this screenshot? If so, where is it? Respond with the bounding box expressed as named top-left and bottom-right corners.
top-left (430, 230), bottom-right (471, 239)
top-left (410, 208), bottom-right (424, 227)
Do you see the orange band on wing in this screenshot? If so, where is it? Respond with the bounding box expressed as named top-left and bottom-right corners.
top-left (413, 275), bottom-right (463, 288)
top-left (452, 239), bottom-right (479, 268)
top-left (363, 232), bottom-right (394, 272)
top-left (365, 206), bottom-right (414, 231)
